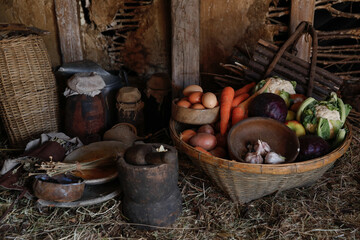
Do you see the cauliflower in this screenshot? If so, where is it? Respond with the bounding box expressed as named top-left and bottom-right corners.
top-left (254, 77), bottom-right (297, 107)
top-left (296, 92), bottom-right (351, 140)
top-left (315, 105), bottom-right (340, 121)
top-left (266, 77), bottom-right (296, 95)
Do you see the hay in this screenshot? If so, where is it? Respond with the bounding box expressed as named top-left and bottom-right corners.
top-left (0, 128), bottom-right (359, 239)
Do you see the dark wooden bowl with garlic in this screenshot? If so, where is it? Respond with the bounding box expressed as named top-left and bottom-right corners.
top-left (227, 117), bottom-right (300, 164)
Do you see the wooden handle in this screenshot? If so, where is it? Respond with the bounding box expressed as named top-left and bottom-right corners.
top-left (264, 21), bottom-right (318, 97)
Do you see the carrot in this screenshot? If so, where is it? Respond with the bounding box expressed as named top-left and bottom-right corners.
top-left (220, 86), bottom-right (235, 135)
top-left (237, 79), bottom-right (273, 116)
top-left (231, 106), bottom-right (246, 126)
top-left (195, 146), bottom-right (213, 156)
top-left (231, 93), bottom-right (250, 108)
top-left (234, 82), bottom-right (256, 97)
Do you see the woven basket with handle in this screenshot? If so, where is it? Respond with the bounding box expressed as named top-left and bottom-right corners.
top-left (170, 120), bottom-right (351, 203)
top-left (169, 22), bottom-right (353, 203)
top-left (0, 26), bottom-right (60, 147)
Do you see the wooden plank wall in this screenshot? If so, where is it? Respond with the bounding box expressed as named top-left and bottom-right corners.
top-left (54, 0), bottom-right (84, 63)
top-left (171, 0), bottom-right (200, 98)
top-left (290, 0), bottom-right (316, 62)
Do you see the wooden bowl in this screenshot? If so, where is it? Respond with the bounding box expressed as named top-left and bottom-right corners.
top-left (227, 117), bottom-right (300, 163)
top-left (171, 98), bottom-right (220, 125)
top-left (33, 174), bottom-right (85, 202)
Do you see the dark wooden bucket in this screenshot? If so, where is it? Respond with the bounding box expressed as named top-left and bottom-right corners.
top-left (65, 94), bottom-right (106, 144)
top-left (117, 143), bottom-right (182, 229)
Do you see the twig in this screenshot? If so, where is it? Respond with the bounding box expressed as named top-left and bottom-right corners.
top-left (0, 148), bottom-right (23, 151)
top-left (335, 70), bottom-right (360, 75)
top-left (32, 156), bottom-right (115, 177)
top-left (316, 3), bottom-right (360, 19)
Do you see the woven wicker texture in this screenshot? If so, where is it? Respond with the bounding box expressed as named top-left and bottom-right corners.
top-left (170, 120), bottom-right (352, 203)
top-left (0, 35), bottom-right (60, 147)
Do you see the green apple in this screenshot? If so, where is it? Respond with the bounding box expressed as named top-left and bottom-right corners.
top-left (286, 120), bottom-right (306, 137)
top-left (286, 110), bottom-right (296, 121)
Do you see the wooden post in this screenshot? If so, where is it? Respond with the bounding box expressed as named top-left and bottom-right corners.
top-left (54, 0), bottom-right (84, 63)
top-left (290, 0), bottom-right (315, 62)
top-left (171, 0), bottom-right (200, 98)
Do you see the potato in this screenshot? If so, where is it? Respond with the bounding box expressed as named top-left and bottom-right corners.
top-left (210, 146), bottom-right (227, 158)
top-left (180, 129), bottom-right (197, 143)
top-left (189, 133), bottom-right (217, 151)
top-left (197, 124), bottom-right (215, 135)
top-left (215, 133), bottom-right (227, 148)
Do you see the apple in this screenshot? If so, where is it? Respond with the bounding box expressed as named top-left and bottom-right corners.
top-left (290, 102), bottom-right (302, 113)
top-left (286, 110), bottom-right (296, 121)
top-left (286, 120), bottom-right (306, 137)
top-left (290, 93), bottom-right (307, 104)
top-left (289, 94), bottom-right (307, 113)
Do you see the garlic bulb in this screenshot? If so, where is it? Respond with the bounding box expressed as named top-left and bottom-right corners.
top-left (265, 152), bottom-right (285, 164)
top-left (254, 140), bottom-right (271, 156)
top-left (245, 152), bottom-right (264, 164)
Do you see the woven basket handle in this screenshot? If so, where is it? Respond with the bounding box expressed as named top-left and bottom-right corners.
top-left (263, 21), bottom-right (318, 97)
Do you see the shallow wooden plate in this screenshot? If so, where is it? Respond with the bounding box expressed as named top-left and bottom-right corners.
top-left (64, 141), bottom-right (128, 185)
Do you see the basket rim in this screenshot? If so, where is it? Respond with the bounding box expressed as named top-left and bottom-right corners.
top-left (169, 118), bottom-right (352, 175)
top-left (0, 34), bottom-right (44, 43)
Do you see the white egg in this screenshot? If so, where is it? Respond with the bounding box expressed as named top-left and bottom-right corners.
top-left (202, 92), bottom-right (218, 109)
top-left (183, 85), bottom-right (203, 96)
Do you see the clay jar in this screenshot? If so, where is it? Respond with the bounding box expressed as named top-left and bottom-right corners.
top-left (116, 87), bottom-right (144, 136)
top-left (65, 94), bottom-right (106, 144)
top-left (117, 143), bottom-right (182, 229)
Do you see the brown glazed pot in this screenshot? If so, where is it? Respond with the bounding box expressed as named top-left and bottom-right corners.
top-left (33, 174), bottom-right (85, 202)
top-left (65, 94), bottom-right (106, 144)
top-left (117, 143), bottom-right (182, 229)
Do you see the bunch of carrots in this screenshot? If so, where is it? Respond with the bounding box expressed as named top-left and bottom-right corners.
top-left (219, 79), bottom-right (272, 136)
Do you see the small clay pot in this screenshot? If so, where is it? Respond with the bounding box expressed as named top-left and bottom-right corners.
top-left (33, 174), bottom-right (85, 202)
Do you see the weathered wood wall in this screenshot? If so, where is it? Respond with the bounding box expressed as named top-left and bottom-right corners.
top-left (0, 0), bottom-right (273, 79)
top-left (201, 0), bottom-right (273, 74)
top-left (0, 0), bottom-right (61, 67)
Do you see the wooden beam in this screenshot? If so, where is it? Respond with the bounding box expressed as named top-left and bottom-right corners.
top-left (290, 0), bottom-right (315, 62)
top-left (54, 0), bottom-right (84, 63)
top-left (171, 0), bottom-right (200, 98)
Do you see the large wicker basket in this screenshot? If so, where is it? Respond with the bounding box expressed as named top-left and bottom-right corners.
top-left (170, 120), bottom-right (352, 203)
top-left (170, 22), bottom-right (353, 203)
top-left (0, 34), bottom-right (60, 147)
